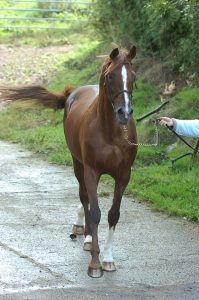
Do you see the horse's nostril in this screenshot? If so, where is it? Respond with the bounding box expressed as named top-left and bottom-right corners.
top-left (118, 108), bottom-right (123, 115)
top-left (118, 107), bottom-right (133, 117)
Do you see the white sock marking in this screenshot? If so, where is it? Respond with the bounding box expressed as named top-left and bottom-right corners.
top-left (74, 204), bottom-right (84, 226)
top-left (121, 65), bottom-right (129, 116)
top-left (84, 235), bottom-right (92, 244)
top-left (103, 227), bottom-right (114, 262)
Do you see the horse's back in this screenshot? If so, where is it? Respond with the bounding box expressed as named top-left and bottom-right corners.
top-left (65, 85), bottom-right (99, 119)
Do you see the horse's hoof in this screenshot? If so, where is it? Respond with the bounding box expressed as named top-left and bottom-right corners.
top-left (83, 242), bottom-right (92, 251)
top-left (87, 266), bottom-right (103, 278)
top-left (102, 261), bottom-right (116, 272)
top-left (73, 224), bottom-right (84, 235)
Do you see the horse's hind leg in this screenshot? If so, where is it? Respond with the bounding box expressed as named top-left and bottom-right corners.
top-left (73, 203), bottom-right (85, 235)
top-left (102, 173), bottom-right (130, 272)
top-left (72, 157), bottom-right (92, 250)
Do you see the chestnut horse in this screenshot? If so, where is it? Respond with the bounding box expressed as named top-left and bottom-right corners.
top-left (0, 47), bottom-right (137, 278)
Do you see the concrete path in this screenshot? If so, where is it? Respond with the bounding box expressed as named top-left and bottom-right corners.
top-left (0, 140), bottom-right (199, 299)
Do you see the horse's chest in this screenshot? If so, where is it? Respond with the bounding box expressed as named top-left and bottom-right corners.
top-left (96, 144), bottom-right (132, 171)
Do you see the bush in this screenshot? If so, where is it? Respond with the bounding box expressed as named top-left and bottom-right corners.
top-left (92, 0), bottom-right (199, 78)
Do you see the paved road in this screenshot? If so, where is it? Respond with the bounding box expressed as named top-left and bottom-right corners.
top-left (0, 141), bottom-right (199, 299)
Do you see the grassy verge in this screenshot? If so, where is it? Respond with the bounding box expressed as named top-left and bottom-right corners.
top-left (130, 84), bottom-right (199, 221)
top-left (0, 29), bottom-right (198, 222)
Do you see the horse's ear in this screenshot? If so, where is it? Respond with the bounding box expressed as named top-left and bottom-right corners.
top-left (110, 48), bottom-right (119, 60)
top-left (128, 46), bottom-right (136, 60)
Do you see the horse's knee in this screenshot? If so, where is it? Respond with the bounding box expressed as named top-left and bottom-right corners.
top-left (90, 205), bottom-right (101, 224)
top-left (108, 208), bottom-right (120, 227)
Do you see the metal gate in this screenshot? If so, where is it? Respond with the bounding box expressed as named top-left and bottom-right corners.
top-left (0, 0), bottom-right (91, 30)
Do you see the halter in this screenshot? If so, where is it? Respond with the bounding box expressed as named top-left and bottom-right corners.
top-left (104, 63), bottom-right (133, 108)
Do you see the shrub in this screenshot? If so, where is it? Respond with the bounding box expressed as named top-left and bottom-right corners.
top-left (92, 0), bottom-right (199, 78)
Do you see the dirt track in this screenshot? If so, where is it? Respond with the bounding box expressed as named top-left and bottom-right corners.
top-left (0, 44), bottom-right (72, 85)
top-left (0, 45), bottom-right (199, 299)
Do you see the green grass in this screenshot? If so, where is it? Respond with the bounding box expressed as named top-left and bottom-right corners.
top-left (127, 161), bottom-right (199, 221)
top-left (128, 84), bottom-right (199, 222)
top-left (48, 38), bottom-right (102, 89)
top-left (0, 106), bottom-right (72, 165)
top-left (0, 25), bottom-right (198, 222)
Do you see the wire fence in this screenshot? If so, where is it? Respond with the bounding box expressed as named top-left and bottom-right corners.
top-left (0, 0), bottom-right (91, 30)
top-left (14, 1), bottom-right (90, 3)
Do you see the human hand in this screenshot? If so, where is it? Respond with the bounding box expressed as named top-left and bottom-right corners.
top-left (157, 117), bottom-right (173, 128)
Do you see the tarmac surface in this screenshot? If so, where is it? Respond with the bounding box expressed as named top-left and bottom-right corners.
top-left (0, 140), bottom-right (199, 299)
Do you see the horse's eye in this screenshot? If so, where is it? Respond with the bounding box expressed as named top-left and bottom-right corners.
top-left (108, 74), bottom-right (115, 81)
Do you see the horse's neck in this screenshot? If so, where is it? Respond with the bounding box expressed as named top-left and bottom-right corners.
top-left (97, 90), bottom-right (120, 139)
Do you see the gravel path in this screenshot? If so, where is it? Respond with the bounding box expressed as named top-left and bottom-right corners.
top-left (0, 141), bottom-right (199, 300)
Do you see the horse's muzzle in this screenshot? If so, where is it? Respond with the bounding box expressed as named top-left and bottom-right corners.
top-left (116, 107), bottom-right (133, 125)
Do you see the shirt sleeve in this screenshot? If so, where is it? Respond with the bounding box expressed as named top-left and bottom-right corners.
top-left (172, 119), bottom-right (199, 138)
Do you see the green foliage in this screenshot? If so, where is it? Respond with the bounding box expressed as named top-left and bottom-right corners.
top-left (92, 0), bottom-right (199, 77)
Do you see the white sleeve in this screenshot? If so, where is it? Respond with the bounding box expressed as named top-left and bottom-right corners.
top-left (174, 119), bottom-right (199, 138)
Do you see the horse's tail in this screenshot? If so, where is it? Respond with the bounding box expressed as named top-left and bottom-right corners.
top-left (0, 85), bottom-right (74, 110)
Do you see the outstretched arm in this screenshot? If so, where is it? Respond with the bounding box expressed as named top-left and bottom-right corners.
top-left (158, 117), bottom-right (199, 138)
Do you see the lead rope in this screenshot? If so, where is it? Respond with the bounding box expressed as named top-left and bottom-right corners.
top-left (123, 123), bottom-right (159, 147)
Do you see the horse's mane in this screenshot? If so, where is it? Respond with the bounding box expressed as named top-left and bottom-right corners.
top-left (102, 48), bottom-right (131, 76)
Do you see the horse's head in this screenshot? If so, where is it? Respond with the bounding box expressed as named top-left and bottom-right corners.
top-left (102, 46), bottom-right (136, 125)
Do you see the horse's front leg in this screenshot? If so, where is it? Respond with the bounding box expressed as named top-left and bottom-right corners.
top-left (102, 172), bottom-right (131, 272)
top-left (84, 166), bottom-right (102, 278)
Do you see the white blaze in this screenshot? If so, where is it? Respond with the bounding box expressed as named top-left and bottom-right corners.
top-left (121, 65), bottom-right (130, 116)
